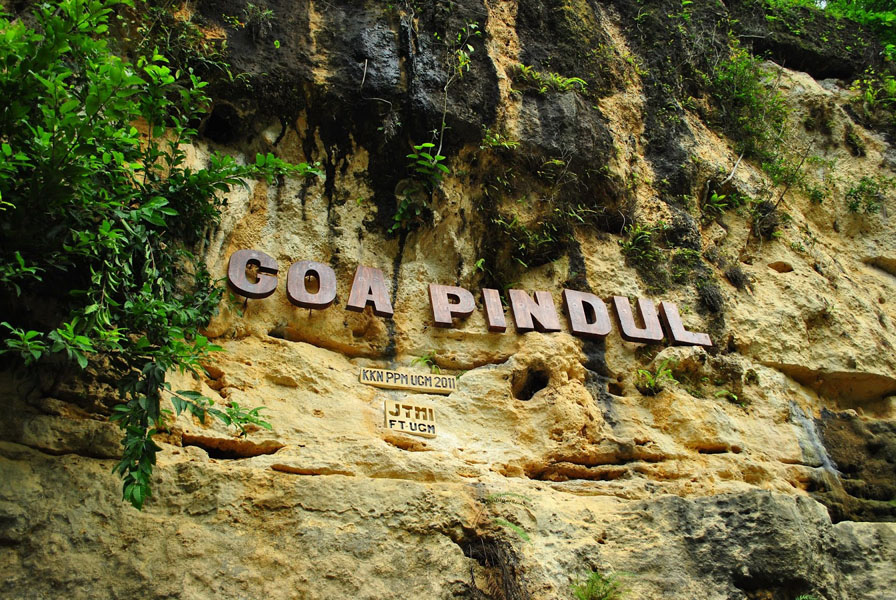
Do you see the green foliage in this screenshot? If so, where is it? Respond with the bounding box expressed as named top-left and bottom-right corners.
top-left (411, 351), bottom-right (441, 374)
top-left (637, 360), bottom-right (678, 396)
top-left (0, 251), bottom-right (42, 297)
top-left (214, 400), bottom-right (273, 436)
top-left (671, 248), bottom-right (702, 284)
top-left (762, 0), bottom-right (896, 58)
top-left (480, 126), bottom-right (520, 150)
top-left (825, 0), bottom-right (896, 59)
top-left (133, 1), bottom-right (231, 77)
top-left (390, 142), bottom-right (449, 235)
top-left (407, 142), bottom-right (450, 187)
top-left (749, 200), bottom-right (781, 239)
top-left (492, 518), bottom-right (530, 542)
top-left (710, 43), bottom-right (789, 161)
top-left (846, 175), bottom-right (887, 213)
top-left (481, 492), bottom-right (533, 542)
top-left (451, 21), bottom-right (480, 77)
top-left (702, 192), bottom-right (728, 219)
top-left (619, 223), bottom-right (664, 267)
top-left (244, 3), bottom-right (275, 41)
top-left (514, 64), bottom-right (587, 94)
top-left (795, 595), bottom-right (820, 600)
top-left (715, 389), bottom-right (744, 406)
top-left (851, 68), bottom-right (896, 128)
top-left (571, 571), bottom-right (626, 600)
top-left (391, 195), bottom-right (425, 235)
top-left (0, 0), bottom-right (318, 508)
top-left (0, 322), bottom-right (49, 366)
top-left (494, 214), bottom-right (563, 268)
top-left (224, 3), bottom-right (275, 42)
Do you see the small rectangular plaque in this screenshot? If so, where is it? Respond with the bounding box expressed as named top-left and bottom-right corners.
top-left (360, 368), bottom-right (456, 394)
top-left (384, 399), bottom-right (437, 438)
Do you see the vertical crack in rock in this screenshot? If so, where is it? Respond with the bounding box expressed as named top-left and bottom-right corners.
top-left (568, 239), bottom-right (616, 426)
top-left (383, 233), bottom-right (406, 359)
top-left (453, 530), bottom-right (531, 600)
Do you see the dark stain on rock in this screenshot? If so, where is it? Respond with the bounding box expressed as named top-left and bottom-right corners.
top-left (813, 410), bottom-right (896, 523)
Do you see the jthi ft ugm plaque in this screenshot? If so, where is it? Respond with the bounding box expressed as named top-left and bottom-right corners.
top-left (384, 399), bottom-right (437, 438)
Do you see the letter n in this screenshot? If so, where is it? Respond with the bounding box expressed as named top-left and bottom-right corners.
top-left (509, 290), bottom-right (561, 333)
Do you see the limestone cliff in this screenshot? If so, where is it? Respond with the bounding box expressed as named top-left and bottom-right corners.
top-left (1, 1), bottom-right (895, 599)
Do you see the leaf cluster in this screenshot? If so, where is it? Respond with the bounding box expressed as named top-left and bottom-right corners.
top-left (571, 571), bottom-right (626, 600)
top-left (846, 175), bottom-right (888, 214)
top-left (390, 142), bottom-right (449, 235)
top-left (619, 223), bottom-right (664, 267)
top-left (513, 64), bottom-right (587, 94)
top-left (0, 0), bottom-right (317, 508)
top-left (636, 360), bottom-right (678, 396)
top-left (411, 351), bottom-right (441, 374)
top-left (710, 43), bottom-right (789, 162)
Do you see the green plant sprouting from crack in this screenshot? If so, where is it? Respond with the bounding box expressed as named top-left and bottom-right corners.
top-left (571, 571), bottom-right (626, 600)
top-left (480, 126), bottom-right (520, 150)
top-left (619, 223), bottom-right (664, 267)
top-left (390, 20), bottom-right (481, 235)
top-left (474, 492), bottom-right (534, 542)
top-left (513, 64), bottom-right (587, 94)
top-left (636, 360), bottom-right (678, 396)
top-left (846, 175), bottom-right (889, 214)
top-left (411, 351), bottom-right (441, 374)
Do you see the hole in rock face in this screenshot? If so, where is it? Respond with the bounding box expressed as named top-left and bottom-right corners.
top-left (768, 261), bottom-right (794, 273)
top-left (181, 434), bottom-right (283, 459)
top-left (733, 573), bottom-right (810, 600)
top-left (454, 532), bottom-right (529, 600)
top-left (608, 382), bottom-right (624, 396)
top-left (512, 369), bottom-right (549, 401)
top-left (202, 103), bottom-right (241, 144)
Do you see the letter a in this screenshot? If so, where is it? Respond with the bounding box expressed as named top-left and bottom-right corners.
top-left (346, 265), bottom-right (393, 317)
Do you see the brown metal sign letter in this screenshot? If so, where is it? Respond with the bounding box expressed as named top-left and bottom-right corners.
top-left (227, 249), bottom-right (278, 299)
top-left (612, 296), bottom-right (664, 343)
top-left (429, 284), bottom-right (475, 327)
top-left (346, 265), bottom-right (394, 317)
top-left (658, 301), bottom-right (712, 347)
top-left (482, 288), bottom-right (507, 332)
top-left (563, 289), bottom-right (611, 339)
top-left (287, 260), bottom-right (337, 309)
top-left (509, 290), bottom-right (561, 333)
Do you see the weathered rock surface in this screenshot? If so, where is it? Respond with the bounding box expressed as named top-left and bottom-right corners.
top-left (2, 438), bottom-right (894, 600)
top-left (2, 0), bottom-right (895, 598)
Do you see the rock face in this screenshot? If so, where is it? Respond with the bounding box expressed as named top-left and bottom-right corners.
top-left (1, 1), bottom-right (895, 599)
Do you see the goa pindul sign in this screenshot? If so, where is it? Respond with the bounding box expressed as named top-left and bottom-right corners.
top-left (226, 249), bottom-right (712, 347)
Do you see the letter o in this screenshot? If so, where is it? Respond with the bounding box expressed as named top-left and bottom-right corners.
top-left (287, 260), bottom-right (337, 309)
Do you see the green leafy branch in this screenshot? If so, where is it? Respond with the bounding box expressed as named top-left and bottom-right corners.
top-left (0, 0), bottom-right (318, 508)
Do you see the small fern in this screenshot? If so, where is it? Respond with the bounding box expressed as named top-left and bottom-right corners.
top-left (572, 571), bottom-right (625, 600)
top-left (492, 518), bottom-right (531, 542)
